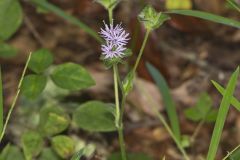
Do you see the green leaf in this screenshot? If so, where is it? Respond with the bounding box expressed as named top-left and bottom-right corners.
top-left (0, 144), bottom-right (24, 160)
top-left (146, 62), bottom-right (181, 140)
top-left (165, 0), bottom-right (192, 10)
top-left (138, 5), bottom-right (170, 30)
top-left (21, 131), bottom-right (44, 160)
top-left (95, 0), bottom-right (119, 10)
top-left (0, 0), bottom-right (23, 40)
top-left (21, 74), bottom-right (47, 99)
top-left (73, 101), bottom-right (116, 132)
top-left (51, 135), bottom-right (75, 159)
top-left (39, 148), bottom-right (61, 160)
top-left (51, 62), bottom-right (95, 90)
top-left (211, 80), bottom-right (240, 111)
top-left (39, 105), bottom-right (70, 136)
top-left (0, 67), bottom-right (3, 134)
top-left (28, 49), bottom-right (53, 73)
top-left (207, 67), bottom-right (239, 160)
top-left (0, 43), bottom-right (17, 58)
top-left (167, 10), bottom-right (240, 29)
top-left (108, 152), bottom-right (153, 160)
top-left (71, 149), bottom-right (84, 160)
top-left (29, 0), bottom-right (103, 43)
top-left (184, 93), bottom-right (217, 122)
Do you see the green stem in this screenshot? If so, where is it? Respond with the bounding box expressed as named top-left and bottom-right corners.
top-left (113, 65), bottom-right (127, 160)
top-left (118, 126), bottom-right (127, 160)
top-left (133, 29), bottom-right (151, 73)
top-left (136, 81), bottom-right (190, 160)
top-left (0, 67), bottom-right (3, 134)
top-left (108, 8), bottom-right (113, 24)
top-left (227, 0), bottom-right (240, 12)
top-left (0, 52), bottom-right (32, 142)
top-left (113, 65), bottom-right (120, 128)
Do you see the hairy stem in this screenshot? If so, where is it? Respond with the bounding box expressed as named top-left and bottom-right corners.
top-left (0, 52), bottom-right (32, 142)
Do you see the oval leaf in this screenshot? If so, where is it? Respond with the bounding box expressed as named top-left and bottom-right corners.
top-left (0, 43), bottom-right (17, 58)
top-left (28, 49), bottom-right (53, 73)
top-left (51, 135), bottom-right (75, 159)
top-left (0, 0), bottom-right (23, 40)
top-left (21, 131), bottom-right (44, 160)
top-left (0, 144), bottom-right (24, 160)
top-left (39, 148), bottom-right (61, 160)
top-left (21, 74), bottom-right (47, 99)
top-left (39, 105), bottom-right (70, 136)
top-left (51, 62), bottom-right (95, 90)
top-left (73, 101), bottom-right (116, 132)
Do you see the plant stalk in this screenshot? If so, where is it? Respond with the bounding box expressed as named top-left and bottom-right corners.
top-left (133, 29), bottom-right (151, 73)
top-left (0, 52), bottom-right (32, 142)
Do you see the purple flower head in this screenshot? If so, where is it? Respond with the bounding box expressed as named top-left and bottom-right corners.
top-left (101, 42), bottom-right (126, 59)
top-left (100, 21), bottom-right (130, 59)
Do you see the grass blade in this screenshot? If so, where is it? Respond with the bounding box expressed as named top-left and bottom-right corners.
top-left (30, 0), bottom-right (103, 43)
top-left (211, 80), bottom-right (240, 111)
top-left (166, 10), bottom-right (240, 29)
top-left (0, 66), bottom-right (3, 134)
top-left (227, 0), bottom-right (240, 13)
top-left (207, 67), bottom-right (239, 160)
top-left (0, 53), bottom-right (32, 142)
top-left (146, 62), bottom-right (181, 140)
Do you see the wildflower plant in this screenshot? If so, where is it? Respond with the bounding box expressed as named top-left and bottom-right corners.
top-left (1, 0), bottom-right (240, 159)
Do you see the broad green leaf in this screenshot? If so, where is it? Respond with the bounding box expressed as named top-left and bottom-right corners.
top-left (95, 0), bottom-right (119, 10)
top-left (166, 0), bottom-right (192, 10)
top-left (0, 0), bottom-right (23, 40)
top-left (0, 43), bottom-right (17, 58)
top-left (39, 105), bottom-right (70, 136)
top-left (21, 74), bottom-right (47, 99)
top-left (207, 67), bottom-right (239, 160)
top-left (51, 63), bottom-right (95, 90)
top-left (211, 80), bottom-right (240, 111)
top-left (0, 144), bottom-right (24, 160)
top-left (108, 152), bottom-right (153, 160)
top-left (29, 0), bottom-right (103, 43)
top-left (0, 67), bottom-right (2, 134)
top-left (146, 62), bottom-right (181, 140)
top-left (73, 101), bottom-right (116, 132)
top-left (184, 93), bottom-right (217, 122)
top-left (39, 148), bottom-right (61, 160)
top-left (21, 131), bottom-right (44, 160)
top-left (71, 149), bottom-right (84, 160)
top-left (51, 135), bottom-right (75, 159)
top-left (167, 10), bottom-right (240, 29)
top-left (28, 49), bottom-right (53, 73)
top-left (138, 5), bottom-right (170, 30)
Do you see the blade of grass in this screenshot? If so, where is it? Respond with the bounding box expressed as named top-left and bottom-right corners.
top-left (0, 66), bottom-right (3, 134)
top-left (227, 0), bottom-right (240, 13)
top-left (207, 67), bottom-right (239, 160)
top-left (146, 62), bottom-right (181, 141)
top-left (166, 10), bottom-right (240, 29)
top-left (0, 52), bottom-right (32, 142)
top-left (211, 80), bottom-right (240, 111)
top-left (30, 0), bottom-right (103, 43)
